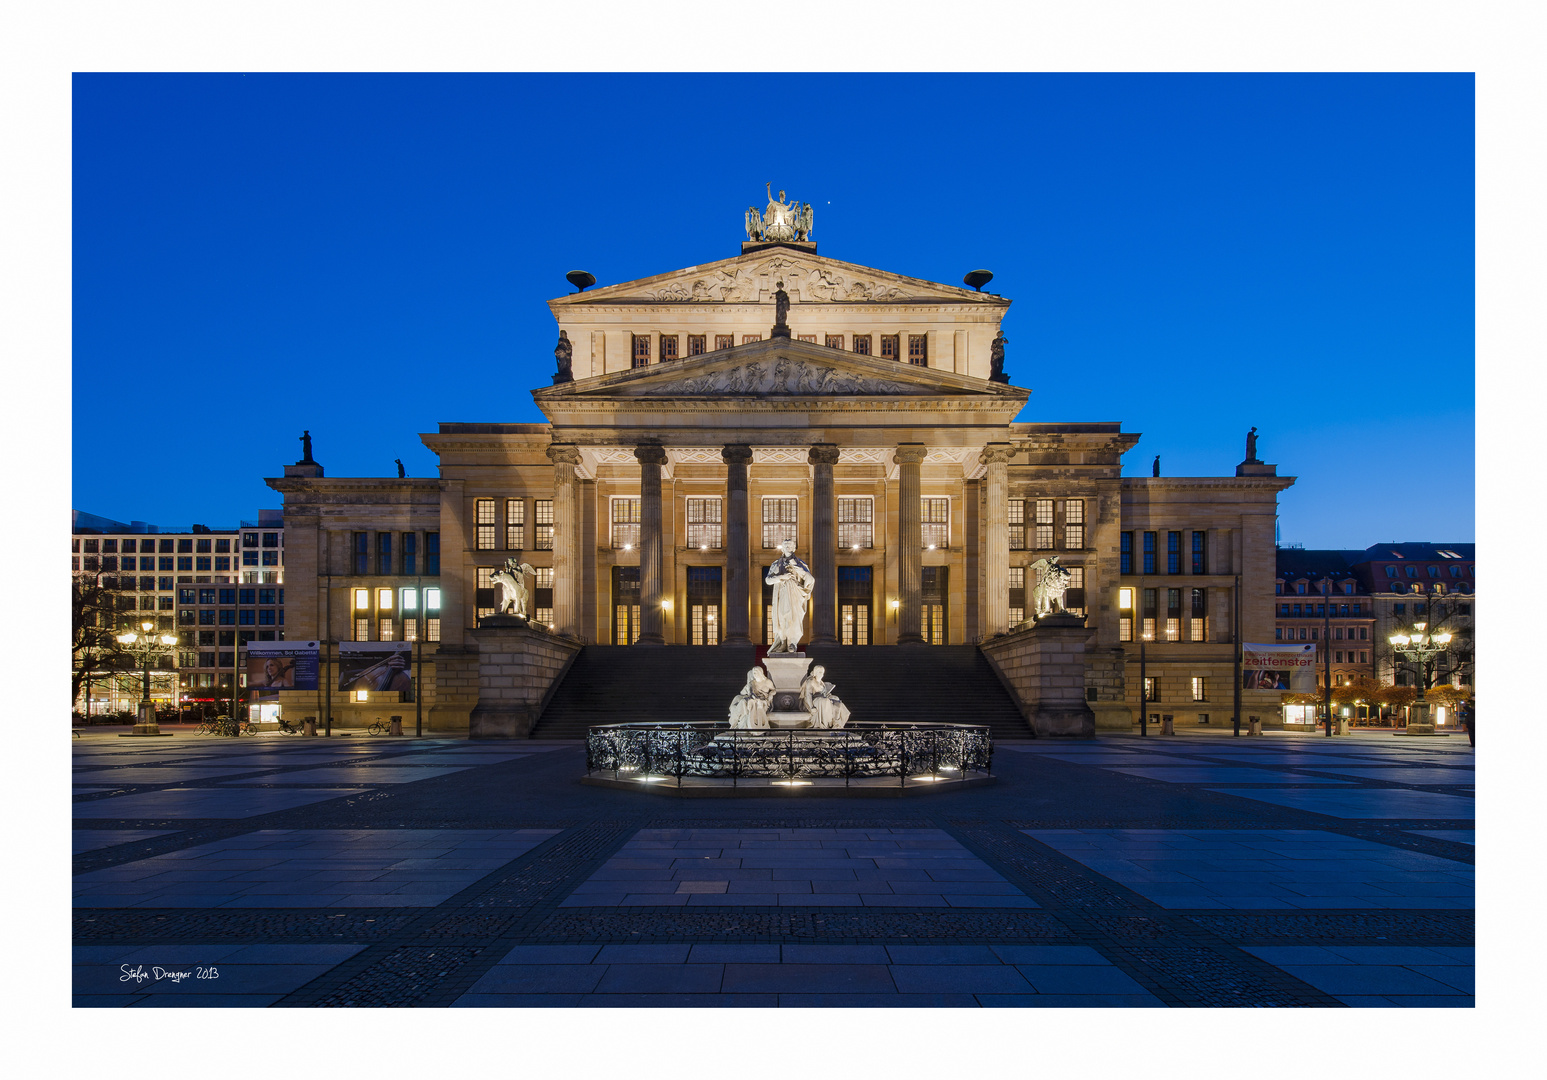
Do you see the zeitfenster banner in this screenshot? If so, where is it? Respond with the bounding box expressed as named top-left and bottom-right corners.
top-left (1241, 642), bottom-right (1317, 692)
top-left (337, 641), bottom-right (414, 695)
top-left (245, 640), bottom-right (320, 693)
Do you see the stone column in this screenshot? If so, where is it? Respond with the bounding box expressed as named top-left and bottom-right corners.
top-left (895, 444), bottom-right (928, 646)
top-left (980, 443), bottom-right (1015, 637)
top-left (545, 444), bottom-right (581, 638)
top-left (721, 444), bottom-right (753, 645)
top-left (635, 443), bottom-right (668, 646)
top-left (808, 443), bottom-right (840, 646)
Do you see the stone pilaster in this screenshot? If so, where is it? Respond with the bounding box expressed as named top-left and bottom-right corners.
top-left (980, 443), bottom-right (1015, 637)
top-left (895, 444), bottom-right (928, 646)
top-left (546, 444), bottom-right (582, 638)
top-left (721, 444), bottom-right (754, 645)
top-left (808, 443), bottom-right (840, 646)
top-left (635, 443), bottom-right (668, 646)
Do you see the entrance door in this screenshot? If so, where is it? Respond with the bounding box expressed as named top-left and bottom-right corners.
top-left (687, 567), bottom-right (722, 645)
top-left (922, 566), bottom-right (948, 645)
top-left (612, 566), bottom-right (641, 644)
top-left (838, 566), bottom-right (872, 645)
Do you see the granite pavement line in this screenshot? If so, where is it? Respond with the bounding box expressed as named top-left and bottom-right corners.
top-left (938, 818), bottom-right (1346, 1007)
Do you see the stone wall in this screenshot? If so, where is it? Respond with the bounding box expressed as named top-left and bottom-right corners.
top-left (981, 613), bottom-right (1096, 737)
top-left (467, 618), bottom-right (581, 738)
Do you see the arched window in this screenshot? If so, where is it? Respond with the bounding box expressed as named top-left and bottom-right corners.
top-left (1433, 583), bottom-right (1446, 595)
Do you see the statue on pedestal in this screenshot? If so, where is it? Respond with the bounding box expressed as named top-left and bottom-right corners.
top-left (771, 279), bottom-right (791, 338)
top-left (745, 185), bottom-right (813, 243)
top-left (1245, 426), bottom-right (1260, 462)
top-left (728, 667), bottom-right (775, 729)
top-left (800, 665), bottom-right (851, 729)
top-left (1029, 556), bottom-right (1073, 620)
top-left (491, 557), bottom-right (537, 619)
top-left (553, 330), bottom-right (573, 384)
top-left (299, 430), bottom-right (313, 463)
top-left (764, 540), bottom-right (815, 654)
top-left (989, 330), bottom-right (1009, 384)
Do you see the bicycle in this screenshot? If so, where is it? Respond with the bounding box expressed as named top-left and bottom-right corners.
top-left (275, 716), bottom-right (301, 736)
top-left (367, 718), bottom-right (389, 736)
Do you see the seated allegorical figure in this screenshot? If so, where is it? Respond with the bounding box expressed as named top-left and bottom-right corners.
top-left (728, 666), bottom-right (775, 729)
top-left (800, 664), bottom-right (851, 730)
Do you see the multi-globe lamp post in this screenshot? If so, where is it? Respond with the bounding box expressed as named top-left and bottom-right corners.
top-left (1387, 621), bottom-right (1451, 737)
top-left (115, 620), bottom-right (180, 737)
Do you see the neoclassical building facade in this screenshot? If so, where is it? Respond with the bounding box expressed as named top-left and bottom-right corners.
top-left (269, 223), bottom-right (1293, 732)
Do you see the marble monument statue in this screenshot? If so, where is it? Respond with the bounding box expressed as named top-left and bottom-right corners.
top-left (746, 184), bottom-right (813, 244)
top-left (799, 665), bottom-right (851, 729)
top-left (764, 540), bottom-right (815, 654)
top-left (727, 666), bottom-right (776, 729)
top-left (491, 557), bottom-right (537, 619)
top-left (1029, 556), bottom-right (1073, 620)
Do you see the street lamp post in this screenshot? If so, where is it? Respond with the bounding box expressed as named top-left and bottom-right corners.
top-left (115, 620), bottom-right (180, 737)
top-left (1387, 622), bottom-right (1452, 737)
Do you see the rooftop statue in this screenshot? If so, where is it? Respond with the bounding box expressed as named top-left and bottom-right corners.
top-left (553, 330), bottom-right (573, 384)
top-left (746, 184), bottom-right (813, 244)
top-left (989, 330), bottom-right (1009, 384)
top-left (1245, 426), bottom-right (1260, 462)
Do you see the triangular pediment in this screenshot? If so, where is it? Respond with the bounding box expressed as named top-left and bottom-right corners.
top-left (534, 337), bottom-right (1027, 401)
top-left (548, 248), bottom-right (1008, 307)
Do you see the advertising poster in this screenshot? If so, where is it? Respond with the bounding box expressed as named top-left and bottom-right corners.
top-left (338, 641), bottom-right (414, 695)
top-left (1241, 642), bottom-right (1317, 692)
top-left (245, 640), bottom-right (320, 693)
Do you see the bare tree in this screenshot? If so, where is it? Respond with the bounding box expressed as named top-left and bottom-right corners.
top-left (72, 571), bottom-right (128, 709)
top-left (1373, 594), bottom-right (1475, 691)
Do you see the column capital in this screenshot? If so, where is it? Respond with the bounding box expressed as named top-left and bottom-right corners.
top-left (721, 444), bottom-right (754, 466)
top-left (893, 444), bottom-right (928, 466)
top-left (633, 443), bottom-right (668, 466)
top-left (807, 443), bottom-right (840, 466)
top-left (979, 443), bottom-right (1016, 468)
top-left (546, 443), bottom-right (582, 466)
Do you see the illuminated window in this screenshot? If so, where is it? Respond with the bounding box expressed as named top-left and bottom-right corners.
top-left (475, 499), bottom-right (496, 550)
top-left (354, 618), bottom-right (370, 641)
top-left (1064, 566), bottom-right (1085, 614)
top-left (686, 497), bottom-right (722, 549)
top-left (426, 618), bottom-right (441, 642)
top-left (1064, 500), bottom-right (1085, 549)
top-left (1008, 499), bottom-right (1026, 550)
top-left (762, 497), bottom-right (798, 549)
top-left (475, 567), bottom-right (495, 590)
top-left (838, 497), bottom-right (873, 549)
top-left (1190, 587), bottom-right (1207, 641)
top-left (1143, 677), bottom-right (1159, 702)
top-left (908, 334), bottom-right (927, 366)
top-left (1192, 677), bottom-right (1207, 702)
top-left (687, 335), bottom-right (706, 356)
top-left (404, 619), bottom-right (417, 641)
top-left (354, 689), bottom-right (368, 702)
top-left (715, 334), bottom-right (734, 351)
top-left (379, 618), bottom-right (394, 641)
top-left (1009, 566), bottom-right (1025, 625)
top-left (426, 587), bottom-right (441, 610)
top-left (353, 588), bottom-right (369, 610)
top-left (534, 501), bottom-right (553, 550)
top-left (402, 588), bottom-right (417, 612)
top-left (506, 499), bottom-right (525, 549)
top-left (377, 588), bottom-right (393, 610)
top-left (1034, 499), bottom-right (1054, 549)
top-left (825, 333), bottom-right (844, 350)
top-left (612, 497), bottom-right (641, 550)
top-left (852, 334), bottom-right (871, 356)
top-left (534, 567), bottom-right (554, 589)
top-left (921, 499), bottom-right (949, 549)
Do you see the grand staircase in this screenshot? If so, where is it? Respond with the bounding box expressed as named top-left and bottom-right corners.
top-left (529, 644), bottom-right (1030, 740)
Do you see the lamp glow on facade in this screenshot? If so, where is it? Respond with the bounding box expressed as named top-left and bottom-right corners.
top-left (426, 587), bottom-right (441, 610)
top-left (402, 589), bottom-right (417, 611)
top-left (1119, 588), bottom-right (1134, 610)
top-left (377, 588), bottom-right (393, 610)
top-left (353, 588), bottom-right (369, 609)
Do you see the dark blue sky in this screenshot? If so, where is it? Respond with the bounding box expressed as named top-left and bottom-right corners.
top-left (73, 73), bottom-right (1473, 546)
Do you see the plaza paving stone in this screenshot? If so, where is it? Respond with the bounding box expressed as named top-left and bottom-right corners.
top-left (71, 729), bottom-right (1473, 1008)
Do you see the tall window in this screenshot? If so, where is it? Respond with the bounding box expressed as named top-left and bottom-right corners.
top-left (660, 334), bottom-right (679, 362)
top-left (1121, 532), bottom-right (1133, 575)
top-left (1190, 587), bottom-right (1207, 641)
top-left (1064, 566), bottom-right (1085, 614)
top-left (1166, 588), bottom-right (1181, 641)
top-left (378, 532), bottom-right (392, 575)
top-left (908, 334), bottom-right (927, 366)
top-left (1143, 677), bottom-right (1159, 702)
top-left (1191, 531), bottom-right (1207, 574)
top-left (506, 499), bottom-right (525, 549)
top-left (354, 532), bottom-right (368, 574)
top-left (1142, 587), bottom-right (1157, 641)
top-left (1034, 499), bottom-right (1054, 549)
top-left (611, 497), bottom-right (641, 550)
top-left (825, 333), bottom-right (844, 350)
top-left (534, 501), bottom-right (553, 550)
top-left (379, 618), bottom-right (395, 641)
top-left (475, 499), bottom-right (497, 550)
top-left (762, 497), bottom-right (798, 549)
top-left (1008, 566), bottom-right (1025, 626)
top-left (687, 335), bottom-right (706, 356)
top-left (852, 335), bottom-right (871, 355)
top-left (1008, 499), bottom-right (1026, 550)
top-left (838, 497), bottom-right (874, 549)
top-left (403, 533), bottom-right (416, 575)
top-left (632, 333), bottom-right (650, 368)
top-left (686, 497), bottom-right (722, 549)
top-left (426, 533), bottom-right (440, 575)
top-left (1064, 499), bottom-right (1085, 549)
top-left (354, 617), bottom-right (370, 641)
top-left (1142, 532), bottom-right (1156, 574)
top-left (1167, 531), bottom-right (1181, 574)
top-left (880, 334), bottom-right (900, 361)
top-left (1192, 677), bottom-right (1207, 702)
top-left (715, 334), bottom-right (734, 351)
top-left (921, 499), bottom-right (949, 549)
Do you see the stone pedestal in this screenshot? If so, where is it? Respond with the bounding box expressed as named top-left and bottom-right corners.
top-left (303, 717), bottom-right (318, 737)
top-left (121, 700), bottom-right (171, 737)
top-left (980, 613), bottom-right (1094, 737)
top-left (762, 653), bottom-right (815, 728)
top-left (468, 616), bottom-right (582, 738)
top-left (389, 716), bottom-right (404, 736)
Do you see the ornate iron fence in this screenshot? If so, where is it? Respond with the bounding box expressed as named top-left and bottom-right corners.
top-left (585, 722), bottom-right (992, 788)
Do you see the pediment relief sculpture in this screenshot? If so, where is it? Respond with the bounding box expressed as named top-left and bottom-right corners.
top-left (643, 256), bottom-right (914, 304)
top-left (640, 358), bottom-right (923, 396)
